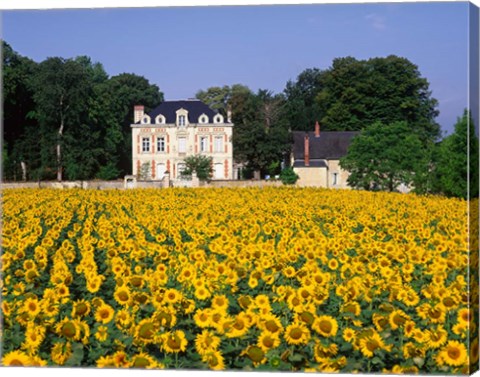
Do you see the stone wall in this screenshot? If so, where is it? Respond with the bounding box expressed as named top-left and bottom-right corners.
top-left (1, 180), bottom-right (164, 190)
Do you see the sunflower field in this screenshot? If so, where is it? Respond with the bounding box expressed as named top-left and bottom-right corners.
top-left (1, 187), bottom-right (478, 373)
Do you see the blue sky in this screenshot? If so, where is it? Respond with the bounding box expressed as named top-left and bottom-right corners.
top-left (1, 1), bottom-right (475, 135)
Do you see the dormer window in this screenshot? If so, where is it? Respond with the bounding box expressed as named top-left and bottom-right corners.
top-left (199, 114), bottom-right (209, 124)
top-left (178, 115), bottom-right (186, 126)
top-left (155, 115), bottom-right (165, 124)
top-left (213, 114), bottom-right (223, 124)
top-left (141, 115), bottom-right (151, 124)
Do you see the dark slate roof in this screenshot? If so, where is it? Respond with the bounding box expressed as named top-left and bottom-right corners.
top-left (293, 160), bottom-right (328, 168)
top-left (292, 131), bottom-right (359, 160)
top-left (141, 99), bottom-right (224, 124)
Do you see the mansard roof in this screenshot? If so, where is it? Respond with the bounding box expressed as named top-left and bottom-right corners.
top-left (144, 99), bottom-right (224, 124)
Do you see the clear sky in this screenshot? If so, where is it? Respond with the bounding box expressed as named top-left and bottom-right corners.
top-left (1, 1), bottom-right (475, 135)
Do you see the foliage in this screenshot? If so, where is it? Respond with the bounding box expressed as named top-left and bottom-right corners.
top-left (198, 85), bottom-right (291, 177)
top-left (435, 110), bottom-right (479, 199)
top-left (181, 155), bottom-right (213, 181)
top-left (279, 167), bottom-right (299, 185)
top-left (1, 187), bottom-right (474, 373)
top-left (284, 56), bottom-right (440, 143)
top-left (340, 121), bottom-right (427, 191)
top-left (138, 161), bottom-right (151, 180)
top-left (2, 41), bottom-right (163, 182)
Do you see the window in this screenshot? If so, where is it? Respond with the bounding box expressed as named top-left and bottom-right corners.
top-left (214, 136), bottom-right (223, 153)
top-left (332, 172), bottom-right (338, 185)
top-left (178, 115), bottom-right (186, 126)
top-left (178, 137), bottom-right (187, 153)
top-left (142, 137), bottom-right (150, 153)
top-left (157, 137), bottom-right (165, 152)
top-left (142, 116), bottom-right (150, 124)
top-left (200, 137), bottom-right (208, 152)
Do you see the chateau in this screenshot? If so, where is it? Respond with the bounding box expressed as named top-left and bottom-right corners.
top-left (131, 100), bottom-right (234, 181)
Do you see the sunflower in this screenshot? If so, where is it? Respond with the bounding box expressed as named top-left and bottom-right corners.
top-left (195, 330), bottom-right (221, 355)
top-left (283, 266), bottom-right (296, 278)
top-left (210, 294), bottom-right (229, 311)
top-left (21, 297), bottom-right (41, 318)
top-left (257, 331), bottom-right (281, 352)
top-left (259, 314), bottom-right (284, 335)
top-left (115, 308), bottom-right (133, 329)
top-left (342, 328), bottom-right (357, 343)
top-left (243, 345), bottom-right (266, 366)
top-left (312, 315), bottom-right (338, 337)
top-left (388, 309), bottom-right (410, 330)
top-left (314, 342), bottom-right (338, 362)
top-left (55, 317), bottom-right (81, 341)
top-left (284, 322), bottom-right (310, 345)
top-left (341, 302), bottom-right (361, 317)
top-left (2, 350), bottom-right (32, 366)
top-left (286, 293), bottom-right (304, 313)
top-left (438, 340), bottom-right (468, 367)
top-left (202, 350), bottom-right (225, 370)
top-left (359, 332), bottom-right (389, 358)
top-left (130, 352), bottom-right (158, 369)
top-left (114, 286), bottom-right (132, 306)
top-left (226, 312), bottom-right (251, 338)
top-left (194, 308), bottom-right (213, 328)
top-left (470, 337), bottom-right (479, 365)
top-left (425, 327), bottom-right (448, 349)
top-left (95, 325), bottom-right (109, 342)
top-left (95, 303), bottom-right (115, 324)
top-left (164, 288), bottom-right (182, 305)
top-left (457, 308), bottom-right (472, 324)
top-left (72, 299), bottom-right (91, 317)
top-left (112, 351), bottom-right (130, 368)
top-left (96, 356), bottom-right (115, 368)
top-left (134, 318), bottom-right (157, 344)
top-left (51, 342), bottom-right (72, 365)
top-left (22, 324), bottom-right (46, 352)
top-left (194, 285), bottom-right (211, 301)
top-left (162, 330), bottom-right (188, 353)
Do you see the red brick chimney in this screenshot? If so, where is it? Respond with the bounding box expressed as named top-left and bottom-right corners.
top-left (304, 134), bottom-right (310, 167)
top-left (315, 120), bottom-right (320, 137)
top-left (134, 105), bottom-right (145, 123)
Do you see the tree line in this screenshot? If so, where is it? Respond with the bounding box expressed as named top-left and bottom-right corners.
top-left (2, 41), bottom-right (477, 198)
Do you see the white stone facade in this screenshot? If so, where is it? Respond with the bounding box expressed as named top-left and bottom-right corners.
top-left (131, 101), bottom-right (234, 180)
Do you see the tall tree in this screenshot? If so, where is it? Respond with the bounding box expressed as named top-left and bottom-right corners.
top-left (340, 121), bottom-right (427, 192)
top-left (99, 73), bottom-right (163, 176)
top-left (2, 41), bottom-right (38, 180)
top-left (31, 57), bottom-right (94, 181)
top-left (436, 110), bottom-right (479, 199)
top-left (283, 68), bottom-right (325, 131)
top-left (284, 56), bottom-right (440, 143)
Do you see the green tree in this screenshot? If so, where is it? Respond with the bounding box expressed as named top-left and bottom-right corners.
top-left (197, 85), bottom-right (290, 177)
top-left (283, 68), bottom-right (325, 132)
top-left (2, 41), bottom-right (39, 180)
top-left (284, 56), bottom-right (440, 143)
top-left (340, 121), bottom-right (427, 191)
top-left (181, 155), bottom-right (213, 181)
top-left (279, 167), bottom-right (299, 185)
top-left (31, 57), bottom-right (95, 181)
top-left (99, 73), bottom-right (163, 176)
top-left (436, 110), bottom-right (479, 199)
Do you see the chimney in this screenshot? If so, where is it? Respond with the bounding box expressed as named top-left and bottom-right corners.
top-left (134, 105), bottom-right (145, 123)
top-left (315, 120), bottom-right (320, 137)
top-left (227, 105), bottom-right (232, 123)
top-left (304, 134), bottom-right (310, 167)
